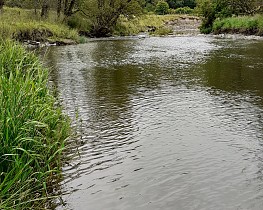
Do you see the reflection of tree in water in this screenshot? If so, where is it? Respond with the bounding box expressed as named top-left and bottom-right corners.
top-left (87, 40), bottom-right (137, 126)
top-left (199, 39), bottom-right (263, 120)
top-left (91, 40), bottom-right (134, 64)
top-left (198, 40), bottom-right (263, 191)
top-left (200, 40), bottom-right (263, 134)
top-left (201, 40), bottom-right (263, 94)
top-left (85, 40), bottom-right (164, 125)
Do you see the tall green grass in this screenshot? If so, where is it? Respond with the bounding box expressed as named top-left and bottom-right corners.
top-left (0, 40), bottom-right (71, 209)
top-left (0, 7), bottom-right (79, 42)
top-left (213, 15), bottom-right (263, 35)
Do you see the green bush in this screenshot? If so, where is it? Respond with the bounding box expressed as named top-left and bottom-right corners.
top-left (169, 7), bottom-right (194, 14)
top-left (197, 0), bottom-right (217, 33)
top-left (145, 3), bottom-right (155, 12)
top-left (212, 15), bottom-right (263, 35)
top-left (196, 0), bottom-right (259, 34)
top-left (155, 1), bottom-right (169, 15)
top-left (67, 14), bottom-right (92, 33)
top-left (6, 0), bottom-right (23, 8)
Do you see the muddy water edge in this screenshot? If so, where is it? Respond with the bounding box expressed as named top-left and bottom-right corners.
top-left (41, 36), bottom-right (263, 210)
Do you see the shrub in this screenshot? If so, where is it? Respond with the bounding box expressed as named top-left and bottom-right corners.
top-left (169, 7), bottom-right (194, 14)
top-left (155, 1), bottom-right (169, 15)
top-left (196, 0), bottom-right (259, 34)
top-left (145, 3), bottom-right (155, 12)
top-left (212, 15), bottom-right (263, 35)
top-left (67, 14), bottom-right (92, 33)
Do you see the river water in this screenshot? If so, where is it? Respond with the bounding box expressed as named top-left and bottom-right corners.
top-left (44, 36), bottom-right (263, 210)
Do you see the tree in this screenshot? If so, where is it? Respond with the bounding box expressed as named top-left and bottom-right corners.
top-left (41, 0), bottom-right (50, 18)
top-left (227, 0), bottom-right (258, 15)
top-left (34, 0), bottom-right (38, 15)
top-left (183, 0), bottom-right (196, 8)
top-left (57, 0), bottom-right (62, 17)
top-left (167, 0), bottom-right (183, 8)
top-left (0, 0), bottom-right (4, 10)
top-left (125, 0), bottom-right (144, 16)
top-left (196, 0), bottom-right (258, 33)
top-left (167, 0), bottom-right (196, 9)
top-left (64, 0), bottom-right (78, 17)
top-left (80, 0), bottom-right (137, 37)
top-left (155, 0), bottom-right (169, 14)
top-left (6, 0), bottom-right (22, 7)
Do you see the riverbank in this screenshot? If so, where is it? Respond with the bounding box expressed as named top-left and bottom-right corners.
top-left (114, 14), bottom-right (200, 36)
top-left (0, 40), bottom-right (71, 209)
top-left (0, 7), bottom-right (80, 45)
top-left (212, 15), bottom-right (263, 36)
top-left (0, 7), bottom-right (201, 44)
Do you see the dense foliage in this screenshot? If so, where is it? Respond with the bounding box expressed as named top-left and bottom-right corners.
top-left (155, 1), bottom-right (169, 15)
top-left (4, 0), bottom-right (262, 37)
top-left (1, 0), bottom-right (263, 38)
top-left (2, 0), bottom-right (198, 37)
top-left (166, 0), bottom-right (196, 9)
top-left (196, 0), bottom-right (262, 33)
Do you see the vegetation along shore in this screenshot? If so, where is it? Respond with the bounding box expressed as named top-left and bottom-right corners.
top-left (0, 0), bottom-right (262, 44)
top-left (197, 0), bottom-right (263, 36)
top-left (0, 0), bottom-right (199, 45)
top-left (0, 40), bottom-right (71, 209)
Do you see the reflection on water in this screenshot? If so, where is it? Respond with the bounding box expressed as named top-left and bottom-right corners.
top-left (43, 36), bottom-right (263, 210)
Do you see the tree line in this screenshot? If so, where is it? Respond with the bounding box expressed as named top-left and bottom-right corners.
top-left (2, 0), bottom-right (80, 17)
top-left (2, 0), bottom-right (261, 36)
top-left (2, 0), bottom-right (197, 17)
top-left (1, 0), bottom-right (197, 36)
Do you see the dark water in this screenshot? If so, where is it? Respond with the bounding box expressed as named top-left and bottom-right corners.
top-left (44, 36), bottom-right (263, 210)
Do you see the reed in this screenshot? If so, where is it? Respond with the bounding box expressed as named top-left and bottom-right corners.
top-left (0, 40), bottom-right (71, 209)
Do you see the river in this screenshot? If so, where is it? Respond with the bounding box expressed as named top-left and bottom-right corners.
top-left (43, 35), bottom-right (263, 210)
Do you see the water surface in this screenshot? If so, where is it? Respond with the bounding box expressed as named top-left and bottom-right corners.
top-left (44, 36), bottom-right (263, 210)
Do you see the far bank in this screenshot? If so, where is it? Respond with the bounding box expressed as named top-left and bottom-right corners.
top-left (0, 7), bottom-right (201, 45)
top-left (212, 15), bottom-right (263, 37)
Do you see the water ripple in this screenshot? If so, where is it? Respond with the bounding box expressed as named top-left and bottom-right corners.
top-left (43, 37), bottom-right (263, 210)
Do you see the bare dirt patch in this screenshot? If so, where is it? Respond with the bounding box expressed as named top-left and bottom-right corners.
top-left (165, 16), bottom-right (201, 35)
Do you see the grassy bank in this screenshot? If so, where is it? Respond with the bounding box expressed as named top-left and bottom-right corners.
top-left (0, 40), bottom-right (71, 209)
top-left (114, 14), bottom-right (180, 36)
top-left (0, 7), bottom-right (178, 40)
top-left (0, 7), bottom-right (79, 43)
top-left (1, 7), bottom-right (196, 40)
top-left (212, 15), bottom-right (263, 36)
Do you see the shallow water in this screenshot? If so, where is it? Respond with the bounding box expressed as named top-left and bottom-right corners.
top-left (44, 36), bottom-right (263, 210)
